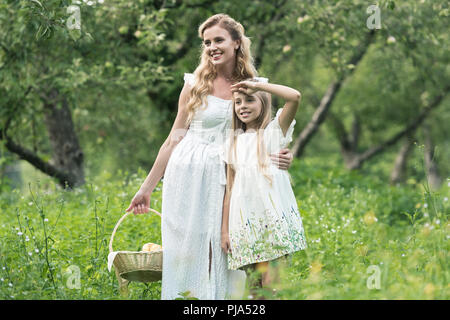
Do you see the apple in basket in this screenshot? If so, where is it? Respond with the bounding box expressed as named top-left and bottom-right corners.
top-left (142, 243), bottom-right (162, 252)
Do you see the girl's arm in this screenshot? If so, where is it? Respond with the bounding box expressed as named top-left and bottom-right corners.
top-left (221, 174), bottom-right (231, 235)
top-left (231, 81), bottom-right (301, 136)
top-left (221, 171), bottom-right (232, 253)
top-left (126, 82), bottom-right (191, 214)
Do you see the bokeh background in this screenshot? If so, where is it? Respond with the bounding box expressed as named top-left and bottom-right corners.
top-left (0, 0), bottom-right (448, 300)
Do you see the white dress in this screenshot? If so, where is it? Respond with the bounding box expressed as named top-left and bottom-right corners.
top-left (222, 109), bottom-right (308, 270)
top-left (161, 73), bottom-right (268, 299)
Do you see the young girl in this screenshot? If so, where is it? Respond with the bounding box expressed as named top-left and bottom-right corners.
top-left (220, 79), bottom-right (308, 298)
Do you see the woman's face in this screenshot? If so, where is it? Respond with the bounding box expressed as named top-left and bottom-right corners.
top-left (233, 91), bottom-right (262, 130)
top-left (203, 25), bottom-right (240, 67)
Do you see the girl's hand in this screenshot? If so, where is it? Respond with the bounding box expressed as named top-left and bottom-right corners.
top-left (230, 80), bottom-right (260, 95)
top-left (270, 148), bottom-right (293, 170)
top-left (126, 189), bottom-right (151, 215)
top-left (221, 231), bottom-right (232, 254)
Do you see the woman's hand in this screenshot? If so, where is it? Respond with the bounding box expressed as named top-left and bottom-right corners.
top-left (270, 148), bottom-right (293, 170)
top-left (221, 231), bottom-right (232, 254)
top-left (230, 80), bottom-right (260, 95)
top-left (126, 189), bottom-right (151, 215)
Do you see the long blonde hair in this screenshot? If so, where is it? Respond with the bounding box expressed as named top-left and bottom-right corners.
top-left (226, 85), bottom-right (273, 196)
top-left (185, 13), bottom-right (258, 126)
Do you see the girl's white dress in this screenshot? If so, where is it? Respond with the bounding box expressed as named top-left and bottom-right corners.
top-left (222, 109), bottom-right (308, 270)
top-left (161, 73), bottom-right (267, 299)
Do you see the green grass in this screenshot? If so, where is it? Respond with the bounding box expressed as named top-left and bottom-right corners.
top-left (0, 158), bottom-right (448, 300)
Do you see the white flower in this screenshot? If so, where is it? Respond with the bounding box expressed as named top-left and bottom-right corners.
top-left (424, 213), bottom-right (429, 217)
top-left (331, 228), bottom-right (336, 233)
top-left (247, 295), bottom-right (254, 299)
top-left (35, 249), bottom-right (39, 253)
top-left (25, 236), bottom-right (29, 242)
top-left (424, 203), bottom-right (428, 208)
top-left (28, 252), bottom-right (32, 256)
top-left (8, 283), bottom-right (13, 287)
top-left (401, 254), bottom-right (405, 257)
top-left (435, 219), bottom-right (440, 225)
top-left (352, 230), bottom-right (357, 234)
top-left (17, 231), bottom-right (23, 236)
top-left (44, 218), bottom-right (49, 222)
top-left (28, 202), bottom-right (33, 206)
top-left (444, 197), bottom-right (448, 202)
top-left (1, 278), bottom-right (3, 281)
top-left (15, 227), bottom-right (19, 231)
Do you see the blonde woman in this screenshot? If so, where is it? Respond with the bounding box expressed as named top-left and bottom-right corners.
top-left (126, 13), bottom-right (294, 300)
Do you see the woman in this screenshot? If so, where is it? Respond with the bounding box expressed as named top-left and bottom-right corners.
top-left (126, 13), bottom-right (294, 300)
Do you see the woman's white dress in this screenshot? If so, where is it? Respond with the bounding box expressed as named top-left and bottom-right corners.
top-left (222, 109), bottom-right (308, 271)
top-left (161, 73), bottom-right (267, 299)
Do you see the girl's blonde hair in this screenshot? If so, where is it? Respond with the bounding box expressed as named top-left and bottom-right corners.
top-left (185, 13), bottom-right (258, 126)
top-left (226, 82), bottom-right (273, 196)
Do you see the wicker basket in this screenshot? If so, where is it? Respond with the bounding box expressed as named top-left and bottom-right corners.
top-left (108, 209), bottom-right (162, 295)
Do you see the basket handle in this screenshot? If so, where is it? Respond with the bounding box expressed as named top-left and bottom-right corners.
top-left (109, 209), bottom-right (161, 253)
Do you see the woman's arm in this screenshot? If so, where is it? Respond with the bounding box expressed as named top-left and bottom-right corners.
top-left (126, 82), bottom-right (191, 215)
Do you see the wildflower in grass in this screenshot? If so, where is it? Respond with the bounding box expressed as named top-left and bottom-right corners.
top-left (423, 203), bottom-right (428, 208)
top-left (17, 231), bottom-right (23, 236)
top-left (28, 252), bottom-right (32, 256)
top-left (310, 261), bottom-right (323, 274)
top-left (8, 283), bottom-right (12, 287)
top-left (44, 218), bottom-right (49, 222)
top-left (423, 283), bottom-right (435, 296)
top-left (435, 219), bottom-right (440, 225)
top-left (352, 230), bottom-right (357, 234)
top-left (363, 211), bottom-right (377, 225)
top-left (35, 249), bottom-right (39, 253)
top-left (422, 224), bottom-right (432, 236)
top-left (1, 278), bottom-right (3, 281)
top-left (444, 197), bottom-right (448, 202)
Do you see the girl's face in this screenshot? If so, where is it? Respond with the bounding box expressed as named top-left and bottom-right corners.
top-left (203, 25), bottom-right (240, 67)
top-left (233, 91), bottom-right (262, 130)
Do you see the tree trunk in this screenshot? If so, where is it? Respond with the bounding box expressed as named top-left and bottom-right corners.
top-left (42, 88), bottom-right (85, 188)
top-left (389, 134), bottom-right (415, 185)
top-left (292, 30), bottom-right (375, 158)
top-left (423, 122), bottom-right (442, 191)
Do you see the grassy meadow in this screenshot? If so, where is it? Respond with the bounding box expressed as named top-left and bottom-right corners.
top-left (0, 154), bottom-right (448, 300)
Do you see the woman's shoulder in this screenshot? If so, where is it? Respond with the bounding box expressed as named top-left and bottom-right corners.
top-left (184, 73), bottom-right (195, 86)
